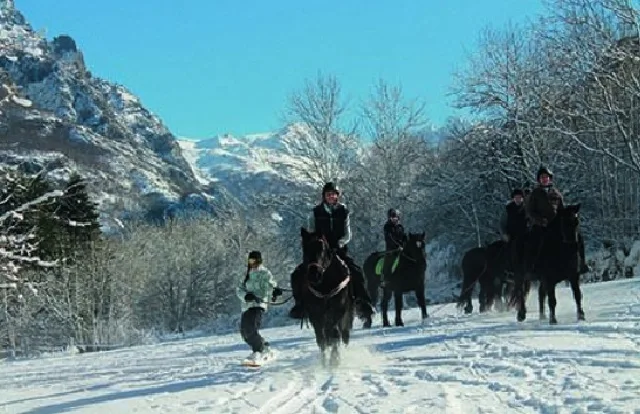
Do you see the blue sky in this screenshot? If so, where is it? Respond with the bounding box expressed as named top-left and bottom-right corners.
top-left (15, 0), bottom-right (543, 139)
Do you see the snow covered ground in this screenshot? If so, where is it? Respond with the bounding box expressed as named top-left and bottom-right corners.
top-left (1, 278), bottom-right (639, 413)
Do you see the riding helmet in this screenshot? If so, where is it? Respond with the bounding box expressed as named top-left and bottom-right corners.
top-left (536, 166), bottom-right (553, 180)
top-left (322, 181), bottom-right (340, 196)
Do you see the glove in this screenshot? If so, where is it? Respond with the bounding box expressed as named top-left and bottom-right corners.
top-left (244, 293), bottom-right (258, 302)
top-left (272, 287), bottom-right (283, 297)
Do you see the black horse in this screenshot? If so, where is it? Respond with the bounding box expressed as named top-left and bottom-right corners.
top-left (298, 227), bottom-right (355, 367)
top-left (362, 232), bottom-right (428, 328)
top-left (457, 239), bottom-right (515, 314)
top-left (510, 204), bottom-right (585, 324)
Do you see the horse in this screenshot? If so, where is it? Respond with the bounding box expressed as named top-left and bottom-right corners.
top-left (457, 239), bottom-right (516, 314)
top-left (510, 204), bottom-right (585, 324)
top-left (298, 227), bottom-right (355, 367)
top-left (362, 232), bottom-right (428, 328)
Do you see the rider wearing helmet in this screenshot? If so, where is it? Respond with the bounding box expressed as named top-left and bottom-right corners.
top-left (524, 166), bottom-right (589, 275)
top-left (382, 208), bottom-right (407, 282)
top-left (289, 182), bottom-right (375, 320)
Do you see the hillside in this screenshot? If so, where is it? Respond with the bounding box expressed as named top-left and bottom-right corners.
top-left (0, 0), bottom-right (217, 230)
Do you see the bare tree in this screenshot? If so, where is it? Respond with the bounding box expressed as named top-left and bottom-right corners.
top-left (282, 72), bottom-right (361, 186)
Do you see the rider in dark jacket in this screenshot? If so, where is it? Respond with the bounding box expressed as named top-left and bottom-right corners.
top-left (499, 189), bottom-right (528, 243)
top-left (289, 182), bottom-right (375, 320)
top-left (382, 208), bottom-right (406, 281)
top-left (524, 166), bottom-right (589, 275)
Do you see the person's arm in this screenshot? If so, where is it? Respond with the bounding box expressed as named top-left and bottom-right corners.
top-left (384, 222), bottom-right (394, 247)
top-left (307, 211), bottom-right (316, 232)
top-left (499, 209), bottom-right (508, 236)
top-left (338, 212), bottom-right (351, 247)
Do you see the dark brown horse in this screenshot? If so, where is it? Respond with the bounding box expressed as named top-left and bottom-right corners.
top-left (298, 227), bottom-right (355, 367)
top-left (510, 204), bottom-right (585, 324)
top-left (362, 232), bottom-right (428, 328)
top-left (457, 239), bottom-right (515, 314)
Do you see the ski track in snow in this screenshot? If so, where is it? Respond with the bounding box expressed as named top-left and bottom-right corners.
top-left (1, 279), bottom-right (640, 413)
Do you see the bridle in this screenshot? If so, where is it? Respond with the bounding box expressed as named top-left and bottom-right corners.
top-left (302, 234), bottom-right (350, 300)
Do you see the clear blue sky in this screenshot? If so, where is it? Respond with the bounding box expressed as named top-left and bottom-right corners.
top-left (15, 0), bottom-right (543, 139)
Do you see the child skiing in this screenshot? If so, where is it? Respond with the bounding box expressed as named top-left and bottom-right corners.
top-left (236, 250), bottom-right (283, 366)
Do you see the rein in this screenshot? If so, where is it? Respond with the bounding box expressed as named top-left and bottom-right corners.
top-left (305, 251), bottom-right (351, 300)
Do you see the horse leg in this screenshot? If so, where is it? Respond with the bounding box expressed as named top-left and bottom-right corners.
top-left (486, 278), bottom-right (496, 312)
top-left (381, 288), bottom-right (392, 327)
top-left (363, 276), bottom-right (378, 329)
top-left (516, 279), bottom-right (528, 322)
top-left (493, 279), bottom-right (505, 312)
top-left (569, 274), bottom-right (585, 321)
top-left (538, 281), bottom-right (546, 320)
top-left (478, 282), bottom-right (487, 313)
top-left (341, 300), bottom-right (353, 346)
top-left (329, 326), bottom-right (341, 367)
top-left (394, 290), bottom-right (404, 327)
top-left (313, 323), bottom-right (327, 366)
top-left (547, 281), bottom-right (559, 325)
top-left (416, 285), bottom-right (429, 322)
top-left (464, 293), bottom-right (473, 314)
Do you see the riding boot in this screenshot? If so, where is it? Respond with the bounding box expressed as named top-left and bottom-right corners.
top-left (578, 233), bottom-right (589, 275)
top-left (289, 265), bottom-right (305, 319)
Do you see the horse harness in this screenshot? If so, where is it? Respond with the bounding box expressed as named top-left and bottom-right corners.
top-left (306, 251), bottom-right (351, 300)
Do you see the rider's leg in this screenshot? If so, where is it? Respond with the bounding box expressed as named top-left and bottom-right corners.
top-left (289, 264), bottom-right (305, 319)
top-left (524, 226), bottom-right (543, 275)
top-left (338, 251), bottom-right (375, 318)
top-left (382, 253), bottom-right (394, 283)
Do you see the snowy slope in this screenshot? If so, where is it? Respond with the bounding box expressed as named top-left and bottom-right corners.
top-left (1, 278), bottom-right (639, 413)
top-left (177, 125), bottom-right (318, 186)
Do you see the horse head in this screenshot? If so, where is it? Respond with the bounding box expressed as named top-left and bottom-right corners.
top-left (555, 203), bottom-right (581, 244)
top-left (300, 226), bottom-right (334, 286)
top-left (404, 232), bottom-right (427, 263)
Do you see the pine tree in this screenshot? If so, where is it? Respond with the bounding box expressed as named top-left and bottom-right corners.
top-left (54, 172), bottom-right (102, 261)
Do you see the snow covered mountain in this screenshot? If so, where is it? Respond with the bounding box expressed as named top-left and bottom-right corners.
top-left (0, 0), bottom-right (218, 230)
top-left (177, 124), bottom-right (320, 206)
top-left (1, 277), bottom-right (639, 412)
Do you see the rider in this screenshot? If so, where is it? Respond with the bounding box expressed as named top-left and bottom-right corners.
top-left (382, 208), bottom-right (407, 282)
top-left (524, 166), bottom-right (588, 275)
top-left (499, 189), bottom-right (527, 243)
top-left (289, 182), bottom-right (375, 320)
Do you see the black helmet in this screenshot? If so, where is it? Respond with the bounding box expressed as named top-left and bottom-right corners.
top-left (536, 166), bottom-right (553, 180)
top-left (387, 208), bottom-right (400, 218)
top-left (322, 181), bottom-right (340, 196)
top-left (248, 250), bottom-right (262, 265)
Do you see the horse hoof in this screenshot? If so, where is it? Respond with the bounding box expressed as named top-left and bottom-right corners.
top-left (464, 307), bottom-right (472, 314)
top-left (577, 312), bottom-right (585, 321)
top-left (517, 313), bottom-right (526, 322)
top-left (395, 321), bottom-right (404, 327)
top-left (549, 318), bottom-right (558, 325)
top-left (363, 319), bottom-right (372, 329)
